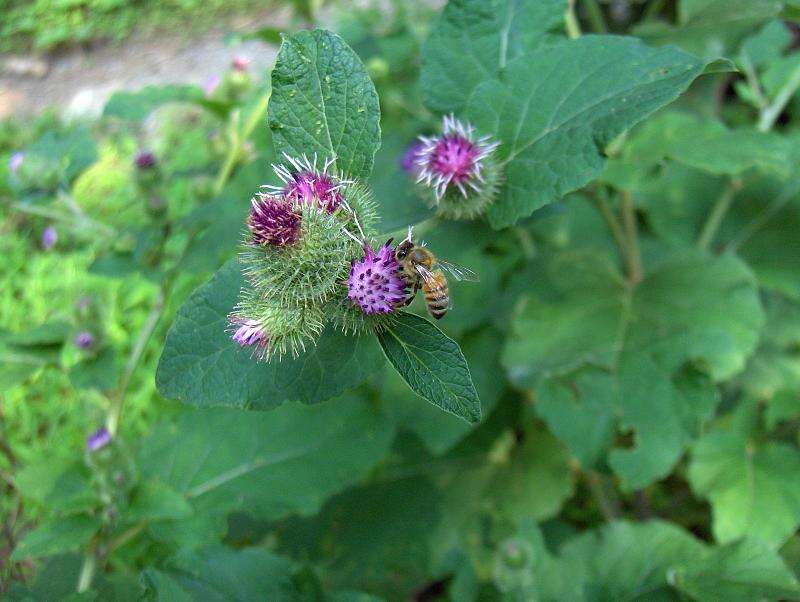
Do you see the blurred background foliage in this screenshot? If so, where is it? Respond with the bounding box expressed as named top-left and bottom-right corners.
top-left (3, 0), bottom-right (800, 600)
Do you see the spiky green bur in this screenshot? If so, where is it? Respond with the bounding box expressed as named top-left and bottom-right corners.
top-left (421, 153), bottom-right (503, 220)
top-left (232, 291), bottom-right (324, 360)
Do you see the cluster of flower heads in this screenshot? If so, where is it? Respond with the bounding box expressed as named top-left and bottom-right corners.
top-left (404, 114), bottom-right (501, 219)
top-left (229, 153), bottom-right (409, 362)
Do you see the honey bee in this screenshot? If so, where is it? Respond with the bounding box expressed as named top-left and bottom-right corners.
top-left (394, 228), bottom-right (479, 319)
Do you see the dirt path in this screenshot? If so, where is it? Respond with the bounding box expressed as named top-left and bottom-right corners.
top-left (0, 10), bottom-right (286, 120)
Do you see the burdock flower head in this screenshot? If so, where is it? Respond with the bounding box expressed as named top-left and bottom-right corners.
top-left (247, 194), bottom-right (301, 246)
top-left (134, 150), bottom-right (157, 170)
top-left (266, 154), bottom-right (346, 213)
top-left (348, 242), bottom-right (406, 315)
top-left (414, 114), bottom-right (501, 219)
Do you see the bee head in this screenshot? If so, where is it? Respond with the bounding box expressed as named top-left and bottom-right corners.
top-left (395, 239), bottom-right (414, 260)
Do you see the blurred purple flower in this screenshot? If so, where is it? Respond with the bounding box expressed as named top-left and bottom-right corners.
top-left (400, 141), bottom-right (424, 174)
top-left (87, 427), bottom-right (111, 452)
top-left (134, 150), bottom-right (157, 169)
top-left (203, 74), bottom-right (221, 96)
top-left (75, 331), bottom-right (95, 349)
top-left (232, 56), bottom-right (250, 72)
top-left (41, 226), bottom-right (57, 250)
top-left (9, 152), bottom-right (24, 174)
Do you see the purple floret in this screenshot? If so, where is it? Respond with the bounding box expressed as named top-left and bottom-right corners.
top-left (348, 243), bottom-right (406, 315)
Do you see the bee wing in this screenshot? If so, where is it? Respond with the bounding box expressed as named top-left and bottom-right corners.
top-left (436, 259), bottom-right (479, 282)
top-left (414, 264), bottom-right (441, 287)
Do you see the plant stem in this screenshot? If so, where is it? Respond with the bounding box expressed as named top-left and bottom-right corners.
top-left (740, 54), bottom-right (768, 110)
top-left (565, 0), bottom-right (582, 39)
top-left (582, 0), bottom-right (607, 33)
top-left (590, 195), bottom-right (628, 261)
top-left (620, 191), bottom-right (643, 284)
top-left (697, 179), bottom-right (742, 251)
top-left (726, 180), bottom-right (800, 252)
top-left (585, 471), bottom-right (620, 521)
top-left (642, 0), bottom-right (666, 20)
top-left (76, 553), bottom-right (96, 593)
top-left (106, 287), bottom-right (165, 436)
top-left (758, 62), bottom-right (800, 132)
top-left (212, 91), bottom-right (271, 196)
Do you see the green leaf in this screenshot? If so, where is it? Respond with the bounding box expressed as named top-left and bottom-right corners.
top-left (671, 539), bottom-right (800, 601)
top-left (420, 0), bottom-right (566, 113)
top-left (269, 29), bottom-right (381, 178)
top-left (688, 401), bottom-right (800, 548)
top-left (612, 112), bottom-right (792, 178)
top-left (557, 519), bottom-right (800, 601)
top-left (138, 394), bottom-right (395, 520)
top-left (377, 312), bottom-right (481, 424)
top-left (276, 477), bottom-right (441, 598)
top-left (11, 516), bottom-right (101, 561)
top-left (505, 248), bottom-right (763, 487)
top-left (127, 481), bottom-right (193, 522)
top-left (384, 326), bottom-right (505, 455)
top-left (634, 0), bottom-right (784, 58)
top-left (142, 547), bottom-right (298, 601)
top-left (156, 260), bottom-right (384, 409)
top-left (739, 20), bottom-right (792, 68)
top-left (466, 36), bottom-right (706, 228)
top-left (102, 84), bottom-right (204, 121)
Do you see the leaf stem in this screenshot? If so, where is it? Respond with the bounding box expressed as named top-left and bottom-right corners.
top-left (758, 61), bottom-right (800, 132)
top-left (697, 179), bottom-right (742, 251)
top-left (565, 0), bottom-right (582, 39)
top-left (582, 0), bottom-right (607, 33)
top-left (620, 191), bottom-right (643, 284)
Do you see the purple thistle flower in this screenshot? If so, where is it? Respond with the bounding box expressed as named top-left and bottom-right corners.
top-left (75, 331), bottom-right (95, 349)
top-left (134, 150), bottom-right (157, 169)
top-left (9, 152), bottom-right (24, 174)
top-left (247, 194), bottom-right (302, 246)
top-left (400, 141), bottom-right (424, 174)
top-left (87, 427), bottom-right (111, 452)
top-left (232, 56), bottom-right (250, 72)
top-left (41, 226), bottom-right (57, 250)
top-left (265, 154), bottom-right (347, 214)
top-left (416, 114), bottom-right (499, 200)
top-left (348, 242), bottom-right (406, 315)
top-left (230, 316), bottom-right (270, 359)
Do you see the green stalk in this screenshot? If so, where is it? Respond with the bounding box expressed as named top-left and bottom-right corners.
top-left (758, 62), bottom-right (800, 132)
top-left (620, 191), bottom-right (643, 284)
top-left (212, 91), bottom-right (271, 196)
top-left (582, 0), bottom-right (607, 33)
top-left (565, 0), bottom-right (582, 39)
top-left (590, 195), bottom-right (628, 263)
top-left (76, 553), bottom-right (96, 593)
top-left (697, 179), bottom-right (742, 251)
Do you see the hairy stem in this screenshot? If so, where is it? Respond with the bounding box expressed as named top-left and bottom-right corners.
top-left (582, 0), bottom-right (607, 33)
top-left (620, 191), bottom-right (643, 284)
top-left (697, 179), bottom-right (742, 251)
top-left (758, 62), bottom-right (800, 132)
